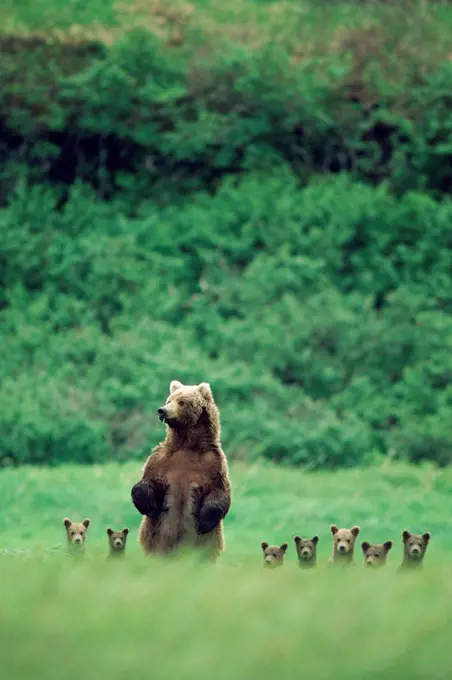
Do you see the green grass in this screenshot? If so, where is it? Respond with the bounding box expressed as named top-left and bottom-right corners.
top-left (1, 460), bottom-right (452, 680)
top-left (2, 459), bottom-right (452, 558)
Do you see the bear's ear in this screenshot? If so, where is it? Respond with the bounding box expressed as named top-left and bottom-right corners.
top-left (63, 518), bottom-right (72, 528)
top-left (83, 519), bottom-right (90, 529)
top-left (402, 529), bottom-right (411, 542)
top-left (170, 380), bottom-right (184, 393)
top-left (294, 535), bottom-right (301, 544)
top-left (330, 524), bottom-right (339, 535)
top-left (384, 540), bottom-right (393, 552)
top-left (261, 542), bottom-right (268, 552)
top-left (312, 536), bottom-right (319, 545)
top-left (351, 526), bottom-right (360, 537)
top-left (361, 541), bottom-right (370, 553)
top-left (198, 382), bottom-right (213, 401)
top-left (280, 543), bottom-right (288, 553)
top-left (422, 532), bottom-right (431, 543)
top-left (107, 528), bottom-right (113, 536)
top-left (123, 528), bottom-right (129, 535)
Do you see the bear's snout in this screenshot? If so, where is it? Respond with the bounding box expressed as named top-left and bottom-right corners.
top-left (264, 558), bottom-right (278, 568)
top-left (73, 537), bottom-right (82, 545)
top-left (157, 407), bottom-right (167, 421)
top-left (301, 548), bottom-right (311, 558)
top-left (338, 543), bottom-right (347, 553)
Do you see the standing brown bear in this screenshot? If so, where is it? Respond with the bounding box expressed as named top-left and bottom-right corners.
top-left (131, 381), bottom-right (231, 560)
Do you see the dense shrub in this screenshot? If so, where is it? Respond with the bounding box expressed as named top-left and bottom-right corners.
top-left (1, 1), bottom-right (452, 201)
top-left (1, 2), bottom-right (452, 467)
top-left (1, 171), bottom-right (452, 468)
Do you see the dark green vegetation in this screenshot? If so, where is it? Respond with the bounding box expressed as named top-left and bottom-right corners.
top-left (1, 461), bottom-right (451, 680)
top-left (1, 0), bottom-right (452, 467)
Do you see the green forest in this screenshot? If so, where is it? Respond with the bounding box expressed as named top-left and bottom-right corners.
top-left (1, 0), bottom-right (452, 469)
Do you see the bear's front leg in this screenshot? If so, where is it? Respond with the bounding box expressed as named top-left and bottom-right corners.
top-left (131, 478), bottom-right (168, 517)
top-left (196, 488), bottom-right (230, 535)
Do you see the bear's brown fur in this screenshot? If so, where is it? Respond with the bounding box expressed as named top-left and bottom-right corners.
top-left (361, 540), bottom-right (392, 568)
top-left (294, 535), bottom-right (318, 568)
top-left (328, 524), bottom-right (360, 565)
top-left (63, 517), bottom-right (90, 557)
top-left (131, 381), bottom-right (231, 560)
top-left (399, 529), bottom-right (431, 570)
top-left (261, 542), bottom-right (288, 568)
top-left (107, 527), bottom-right (129, 558)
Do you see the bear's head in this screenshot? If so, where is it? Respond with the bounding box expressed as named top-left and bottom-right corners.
top-left (294, 535), bottom-right (318, 566)
top-left (107, 527), bottom-right (129, 555)
top-left (402, 530), bottom-right (431, 564)
top-left (261, 541), bottom-right (288, 568)
top-left (330, 524), bottom-right (360, 556)
top-left (64, 518), bottom-right (90, 549)
top-left (157, 381), bottom-right (216, 431)
top-left (361, 540), bottom-right (392, 568)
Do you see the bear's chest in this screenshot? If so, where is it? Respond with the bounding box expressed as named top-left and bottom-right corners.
top-left (162, 449), bottom-right (215, 486)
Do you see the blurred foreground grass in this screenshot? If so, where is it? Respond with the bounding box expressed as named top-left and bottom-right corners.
top-left (1, 461), bottom-right (451, 679)
top-left (1, 541), bottom-right (451, 680)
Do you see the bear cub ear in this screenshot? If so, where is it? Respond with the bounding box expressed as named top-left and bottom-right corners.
top-left (361, 541), bottom-right (370, 553)
top-left (123, 528), bottom-right (129, 535)
top-left (170, 380), bottom-right (184, 393)
top-left (280, 543), bottom-right (288, 553)
top-left (402, 529), bottom-right (411, 542)
top-left (83, 519), bottom-right (90, 529)
top-left (107, 528), bottom-right (113, 536)
top-left (261, 542), bottom-right (269, 552)
top-left (330, 524), bottom-right (339, 535)
top-left (384, 541), bottom-right (393, 552)
top-left (312, 536), bottom-right (319, 545)
top-left (422, 532), bottom-right (431, 543)
top-left (198, 382), bottom-right (213, 401)
top-left (351, 526), bottom-right (360, 537)
top-left (63, 518), bottom-right (72, 528)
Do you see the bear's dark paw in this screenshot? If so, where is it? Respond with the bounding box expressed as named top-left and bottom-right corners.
top-left (197, 505), bottom-right (221, 534)
top-left (131, 482), bottom-right (156, 516)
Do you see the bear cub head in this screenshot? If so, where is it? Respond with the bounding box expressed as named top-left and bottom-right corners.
top-left (107, 527), bottom-right (129, 557)
top-left (261, 541), bottom-right (288, 568)
top-left (330, 524), bottom-right (360, 562)
top-left (401, 530), bottom-right (431, 567)
top-left (157, 380), bottom-right (214, 429)
top-left (361, 540), bottom-right (392, 568)
top-left (294, 535), bottom-right (318, 568)
top-left (64, 518), bottom-right (90, 554)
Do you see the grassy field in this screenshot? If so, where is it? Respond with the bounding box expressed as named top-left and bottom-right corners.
top-left (1, 460), bottom-right (452, 680)
top-left (2, 459), bottom-right (452, 558)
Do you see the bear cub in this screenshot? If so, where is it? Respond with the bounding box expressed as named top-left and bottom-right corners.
top-left (400, 529), bottom-right (431, 569)
top-left (294, 535), bottom-right (318, 568)
top-left (63, 518), bottom-right (90, 557)
top-left (328, 524), bottom-right (360, 565)
top-left (107, 527), bottom-right (129, 558)
top-left (261, 541), bottom-right (288, 569)
top-left (361, 540), bottom-right (392, 568)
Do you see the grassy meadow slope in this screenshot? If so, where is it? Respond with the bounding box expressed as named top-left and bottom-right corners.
top-left (1, 460), bottom-right (451, 561)
top-left (1, 461), bottom-right (452, 680)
